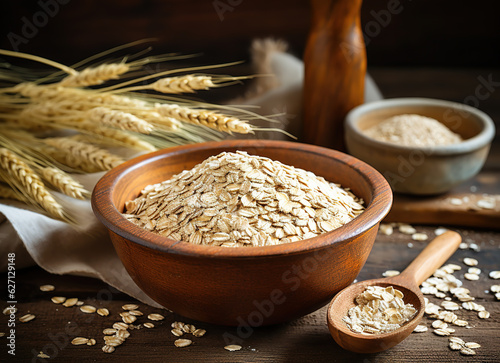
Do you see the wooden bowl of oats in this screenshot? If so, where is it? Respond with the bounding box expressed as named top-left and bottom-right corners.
top-left (92, 140), bottom-right (392, 326)
top-left (345, 98), bottom-right (495, 195)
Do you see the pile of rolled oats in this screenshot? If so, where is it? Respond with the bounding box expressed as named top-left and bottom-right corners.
top-left (343, 285), bottom-right (417, 334)
top-left (410, 258), bottom-right (499, 356)
top-left (124, 151), bottom-right (364, 247)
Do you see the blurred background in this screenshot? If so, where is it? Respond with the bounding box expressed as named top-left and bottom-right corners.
top-left (2, 0), bottom-right (499, 66)
top-left (1, 0), bottom-right (499, 166)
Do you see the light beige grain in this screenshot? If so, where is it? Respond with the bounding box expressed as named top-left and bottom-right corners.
top-left (39, 284), bottom-right (55, 292)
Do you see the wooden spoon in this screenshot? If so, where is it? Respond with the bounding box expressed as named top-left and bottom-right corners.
top-left (327, 230), bottom-right (462, 353)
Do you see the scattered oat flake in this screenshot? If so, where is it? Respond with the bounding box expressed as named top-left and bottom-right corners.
top-left (128, 310), bottom-right (143, 316)
top-left (0, 333), bottom-right (5, 337)
top-left (143, 322), bottom-right (155, 328)
top-left (413, 325), bottom-right (428, 333)
top-left (460, 347), bottom-right (476, 356)
top-left (104, 336), bottom-right (124, 347)
top-left (171, 328), bottom-right (184, 337)
top-left (453, 319), bottom-right (468, 327)
top-left (462, 302), bottom-right (475, 310)
top-left (76, 301), bottom-right (84, 306)
top-left (103, 328), bottom-right (117, 335)
top-left (450, 198), bottom-right (463, 206)
top-left (80, 305), bottom-right (97, 314)
top-left (469, 243), bottom-right (480, 252)
top-left (51, 296), bottom-right (66, 304)
top-left (97, 308), bottom-right (110, 316)
top-left (489, 271), bottom-right (500, 279)
top-left (87, 338), bottom-right (96, 346)
top-left (478, 311), bottom-right (490, 319)
top-left (121, 314), bottom-right (137, 324)
top-left (39, 284), bottom-right (55, 292)
top-left (463, 258), bottom-right (478, 266)
top-left (37, 351), bottom-right (50, 358)
top-left (172, 321), bottom-right (184, 329)
top-left (434, 227), bottom-right (448, 236)
top-left (113, 322), bottom-right (129, 330)
top-left (477, 199), bottom-right (495, 210)
top-left (183, 324), bottom-right (196, 334)
top-left (379, 224), bottom-right (393, 235)
top-left (116, 330), bottom-right (130, 339)
top-left (225, 344), bottom-right (242, 351)
top-left (399, 224), bottom-right (417, 235)
top-left (174, 339), bottom-right (192, 348)
top-left (432, 320), bottom-right (447, 329)
top-left (193, 328), bottom-right (206, 337)
top-left (465, 342), bottom-right (481, 349)
top-left (122, 304), bottom-right (139, 311)
top-left (3, 307), bottom-right (17, 315)
top-left (382, 270), bottom-right (400, 277)
top-left (62, 298), bottom-right (78, 307)
top-left (459, 242), bottom-right (468, 250)
top-left (464, 273), bottom-right (480, 281)
top-left (148, 313), bottom-right (165, 321)
top-left (19, 314), bottom-right (35, 323)
top-left (468, 267), bottom-right (481, 275)
top-left (490, 285), bottom-right (500, 293)
top-left (449, 342), bottom-right (463, 351)
top-left (71, 337), bottom-right (89, 345)
top-left (412, 233), bottom-right (428, 241)
top-left (447, 263), bottom-right (461, 271)
top-left (433, 328), bottom-right (451, 336)
top-left (102, 345), bottom-right (115, 353)
top-left (449, 337), bottom-right (465, 345)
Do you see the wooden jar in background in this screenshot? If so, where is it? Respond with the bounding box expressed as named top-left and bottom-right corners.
top-left (302, 0), bottom-right (366, 151)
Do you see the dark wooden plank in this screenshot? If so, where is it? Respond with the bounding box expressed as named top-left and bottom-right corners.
top-left (1, 0), bottom-right (499, 67)
top-left (2, 226), bottom-right (499, 362)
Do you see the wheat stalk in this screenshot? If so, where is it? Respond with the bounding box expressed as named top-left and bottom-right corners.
top-left (156, 104), bottom-right (253, 134)
top-left (151, 75), bottom-right (215, 93)
top-left (43, 137), bottom-right (124, 172)
top-left (0, 148), bottom-right (65, 220)
top-left (39, 166), bottom-right (90, 200)
top-left (59, 63), bottom-right (130, 87)
top-left (87, 107), bottom-right (154, 134)
top-left (73, 122), bottom-right (157, 151)
top-left (0, 46), bottom-right (280, 223)
top-left (134, 111), bottom-right (181, 131)
top-left (13, 83), bottom-right (149, 111)
top-left (13, 82), bottom-right (62, 100)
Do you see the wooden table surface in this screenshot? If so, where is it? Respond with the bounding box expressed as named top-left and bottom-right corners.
top-left (1, 67), bottom-right (500, 362)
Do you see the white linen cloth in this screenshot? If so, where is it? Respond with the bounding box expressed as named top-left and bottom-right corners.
top-left (0, 40), bottom-right (382, 306)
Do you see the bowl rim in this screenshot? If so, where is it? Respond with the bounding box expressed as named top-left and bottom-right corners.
top-left (92, 140), bottom-right (393, 258)
top-left (345, 97), bottom-right (496, 155)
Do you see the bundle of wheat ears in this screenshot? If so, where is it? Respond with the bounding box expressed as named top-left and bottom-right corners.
top-left (0, 42), bottom-right (276, 223)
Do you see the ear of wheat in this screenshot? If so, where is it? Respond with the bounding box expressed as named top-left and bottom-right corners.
top-left (0, 148), bottom-right (65, 220)
top-left (59, 63), bottom-right (130, 87)
top-left (156, 104), bottom-right (254, 134)
top-left (39, 167), bottom-right (90, 200)
top-left (0, 44), bottom-right (283, 223)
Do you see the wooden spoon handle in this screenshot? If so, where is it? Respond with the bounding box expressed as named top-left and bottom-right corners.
top-left (400, 231), bottom-right (462, 286)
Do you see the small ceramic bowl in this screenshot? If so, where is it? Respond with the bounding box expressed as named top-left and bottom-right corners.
top-left (345, 98), bottom-right (495, 195)
top-left (92, 140), bottom-right (392, 326)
